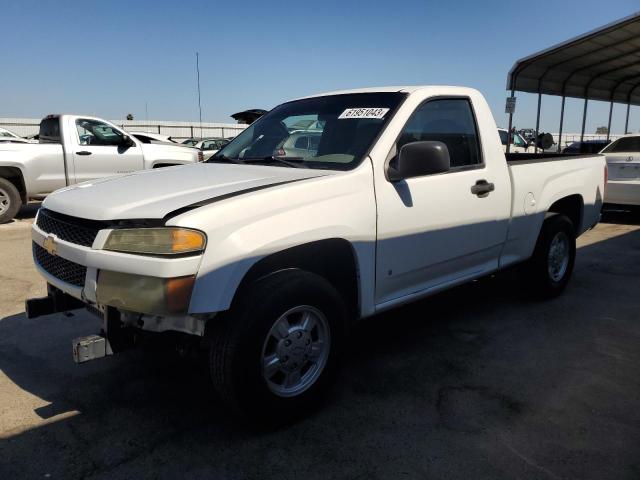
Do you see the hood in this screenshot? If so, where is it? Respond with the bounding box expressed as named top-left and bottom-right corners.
top-left (43, 163), bottom-right (330, 221)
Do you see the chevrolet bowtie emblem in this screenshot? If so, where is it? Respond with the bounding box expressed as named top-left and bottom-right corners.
top-left (43, 235), bottom-right (58, 256)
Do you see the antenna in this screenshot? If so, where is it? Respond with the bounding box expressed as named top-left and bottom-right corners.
top-left (196, 52), bottom-right (203, 140)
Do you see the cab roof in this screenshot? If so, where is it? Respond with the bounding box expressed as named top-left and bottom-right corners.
top-left (298, 85), bottom-right (480, 99)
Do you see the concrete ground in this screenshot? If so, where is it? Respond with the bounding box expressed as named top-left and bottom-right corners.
top-left (0, 206), bottom-right (639, 479)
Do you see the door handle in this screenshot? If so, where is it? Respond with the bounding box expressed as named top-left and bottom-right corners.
top-left (76, 151), bottom-right (92, 156)
top-left (471, 179), bottom-right (495, 197)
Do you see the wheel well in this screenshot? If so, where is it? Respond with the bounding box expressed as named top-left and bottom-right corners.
top-left (0, 167), bottom-right (26, 203)
top-left (548, 194), bottom-right (583, 233)
top-left (236, 238), bottom-right (360, 320)
top-left (152, 163), bottom-right (178, 169)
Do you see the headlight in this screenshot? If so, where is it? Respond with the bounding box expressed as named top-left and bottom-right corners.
top-left (104, 228), bottom-right (206, 255)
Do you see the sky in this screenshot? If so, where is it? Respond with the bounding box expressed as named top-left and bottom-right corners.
top-left (1, 0), bottom-right (639, 134)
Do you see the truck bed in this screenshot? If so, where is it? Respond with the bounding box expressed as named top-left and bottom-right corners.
top-left (503, 152), bottom-right (605, 259)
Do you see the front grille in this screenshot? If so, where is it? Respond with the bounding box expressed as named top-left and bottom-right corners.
top-left (36, 209), bottom-right (103, 247)
top-left (33, 243), bottom-right (87, 287)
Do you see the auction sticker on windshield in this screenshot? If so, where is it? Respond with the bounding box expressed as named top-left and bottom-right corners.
top-left (339, 108), bottom-right (389, 119)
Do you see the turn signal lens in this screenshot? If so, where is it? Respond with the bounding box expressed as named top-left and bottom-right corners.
top-left (104, 228), bottom-right (206, 255)
top-left (165, 276), bottom-right (196, 313)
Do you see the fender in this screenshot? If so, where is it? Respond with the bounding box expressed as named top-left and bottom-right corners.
top-left (169, 163), bottom-right (378, 317)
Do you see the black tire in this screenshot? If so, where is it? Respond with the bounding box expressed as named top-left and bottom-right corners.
top-left (208, 269), bottom-right (347, 424)
top-left (521, 214), bottom-right (576, 299)
top-left (0, 178), bottom-right (21, 224)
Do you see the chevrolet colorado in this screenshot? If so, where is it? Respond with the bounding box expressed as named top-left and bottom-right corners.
top-left (0, 115), bottom-right (202, 223)
top-left (27, 86), bottom-right (606, 420)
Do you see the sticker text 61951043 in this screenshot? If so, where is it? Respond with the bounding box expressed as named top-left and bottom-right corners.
top-left (338, 108), bottom-right (390, 120)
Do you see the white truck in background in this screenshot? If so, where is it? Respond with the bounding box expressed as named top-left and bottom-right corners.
top-left (0, 115), bottom-right (202, 223)
top-left (26, 86), bottom-right (606, 422)
top-left (498, 128), bottom-right (535, 153)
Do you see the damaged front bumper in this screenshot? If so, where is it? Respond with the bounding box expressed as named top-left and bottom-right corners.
top-left (27, 286), bottom-right (212, 363)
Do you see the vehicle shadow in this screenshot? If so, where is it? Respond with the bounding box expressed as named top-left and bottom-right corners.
top-left (14, 202), bottom-right (41, 221)
top-left (601, 205), bottom-right (640, 226)
top-left (1, 228), bottom-right (639, 479)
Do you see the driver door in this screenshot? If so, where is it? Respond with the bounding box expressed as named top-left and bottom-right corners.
top-left (374, 97), bottom-right (511, 306)
top-left (70, 118), bottom-right (144, 185)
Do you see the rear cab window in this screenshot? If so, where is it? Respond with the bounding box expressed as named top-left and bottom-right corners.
top-left (39, 117), bottom-right (62, 144)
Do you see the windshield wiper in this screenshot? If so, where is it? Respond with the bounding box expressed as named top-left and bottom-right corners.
top-left (242, 156), bottom-right (306, 168)
top-left (206, 154), bottom-right (244, 164)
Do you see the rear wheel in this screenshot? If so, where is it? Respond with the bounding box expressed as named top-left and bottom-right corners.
top-left (0, 178), bottom-right (21, 224)
top-left (208, 270), bottom-right (347, 423)
top-left (521, 214), bottom-right (576, 299)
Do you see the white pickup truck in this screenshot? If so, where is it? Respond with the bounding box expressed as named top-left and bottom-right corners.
top-left (26, 86), bottom-right (605, 421)
top-left (0, 115), bottom-right (202, 223)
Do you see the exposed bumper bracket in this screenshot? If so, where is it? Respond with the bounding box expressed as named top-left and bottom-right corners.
top-left (72, 306), bottom-right (134, 364)
top-left (73, 334), bottom-right (113, 363)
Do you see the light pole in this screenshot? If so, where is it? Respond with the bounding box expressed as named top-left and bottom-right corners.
top-left (196, 52), bottom-right (203, 140)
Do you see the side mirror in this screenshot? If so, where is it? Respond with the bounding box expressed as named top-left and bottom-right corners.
top-left (121, 135), bottom-right (135, 148)
top-left (387, 141), bottom-right (450, 181)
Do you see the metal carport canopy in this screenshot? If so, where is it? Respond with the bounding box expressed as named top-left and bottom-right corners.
top-left (507, 12), bottom-right (640, 105)
top-left (505, 11), bottom-right (640, 150)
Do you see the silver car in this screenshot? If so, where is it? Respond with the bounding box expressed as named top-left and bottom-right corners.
top-left (275, 131), bottom-right (321, 159)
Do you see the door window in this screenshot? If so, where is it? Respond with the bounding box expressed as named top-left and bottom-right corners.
top-left (76, 119), bottom-right (124, 146)
top-left (398, 98), bottom-right (482, 168)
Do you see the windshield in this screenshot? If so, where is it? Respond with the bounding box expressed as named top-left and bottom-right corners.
top-left (210, 92), bottom-right (406, 170)
top-left (0, 128), bottom-right (18, 138)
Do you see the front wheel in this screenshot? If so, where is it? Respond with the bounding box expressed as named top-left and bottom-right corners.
top-left (0, 178), bottom-right (21, 224)
top-left (521, 214), bottom-right (576, 299)
top-left (208, 270), bottom-right (347, 423)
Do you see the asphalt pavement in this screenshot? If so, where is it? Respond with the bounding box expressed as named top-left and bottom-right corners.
top-left (1, 206), bottom-right (639, 479)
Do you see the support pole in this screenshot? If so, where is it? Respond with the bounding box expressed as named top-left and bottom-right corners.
top-left (557, 96), bottom-right (566, 153)
top-left (534, 93), bottom-right (542, 153)
top-left (580, 98), bottom-right (588, 143)
top-left (196, 52), bottom-right (203, 140)
top-left (625, 103), bottom-right (631, 134)
top-left (606, 101), bottom-right (613, 141)
top-left (506, 89), bottom-right (515, 154)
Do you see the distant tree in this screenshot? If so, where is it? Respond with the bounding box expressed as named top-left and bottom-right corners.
top-left (126, 113), bottom-right (134, 121)
top-left (595, 126), bottom-right (608, 134)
